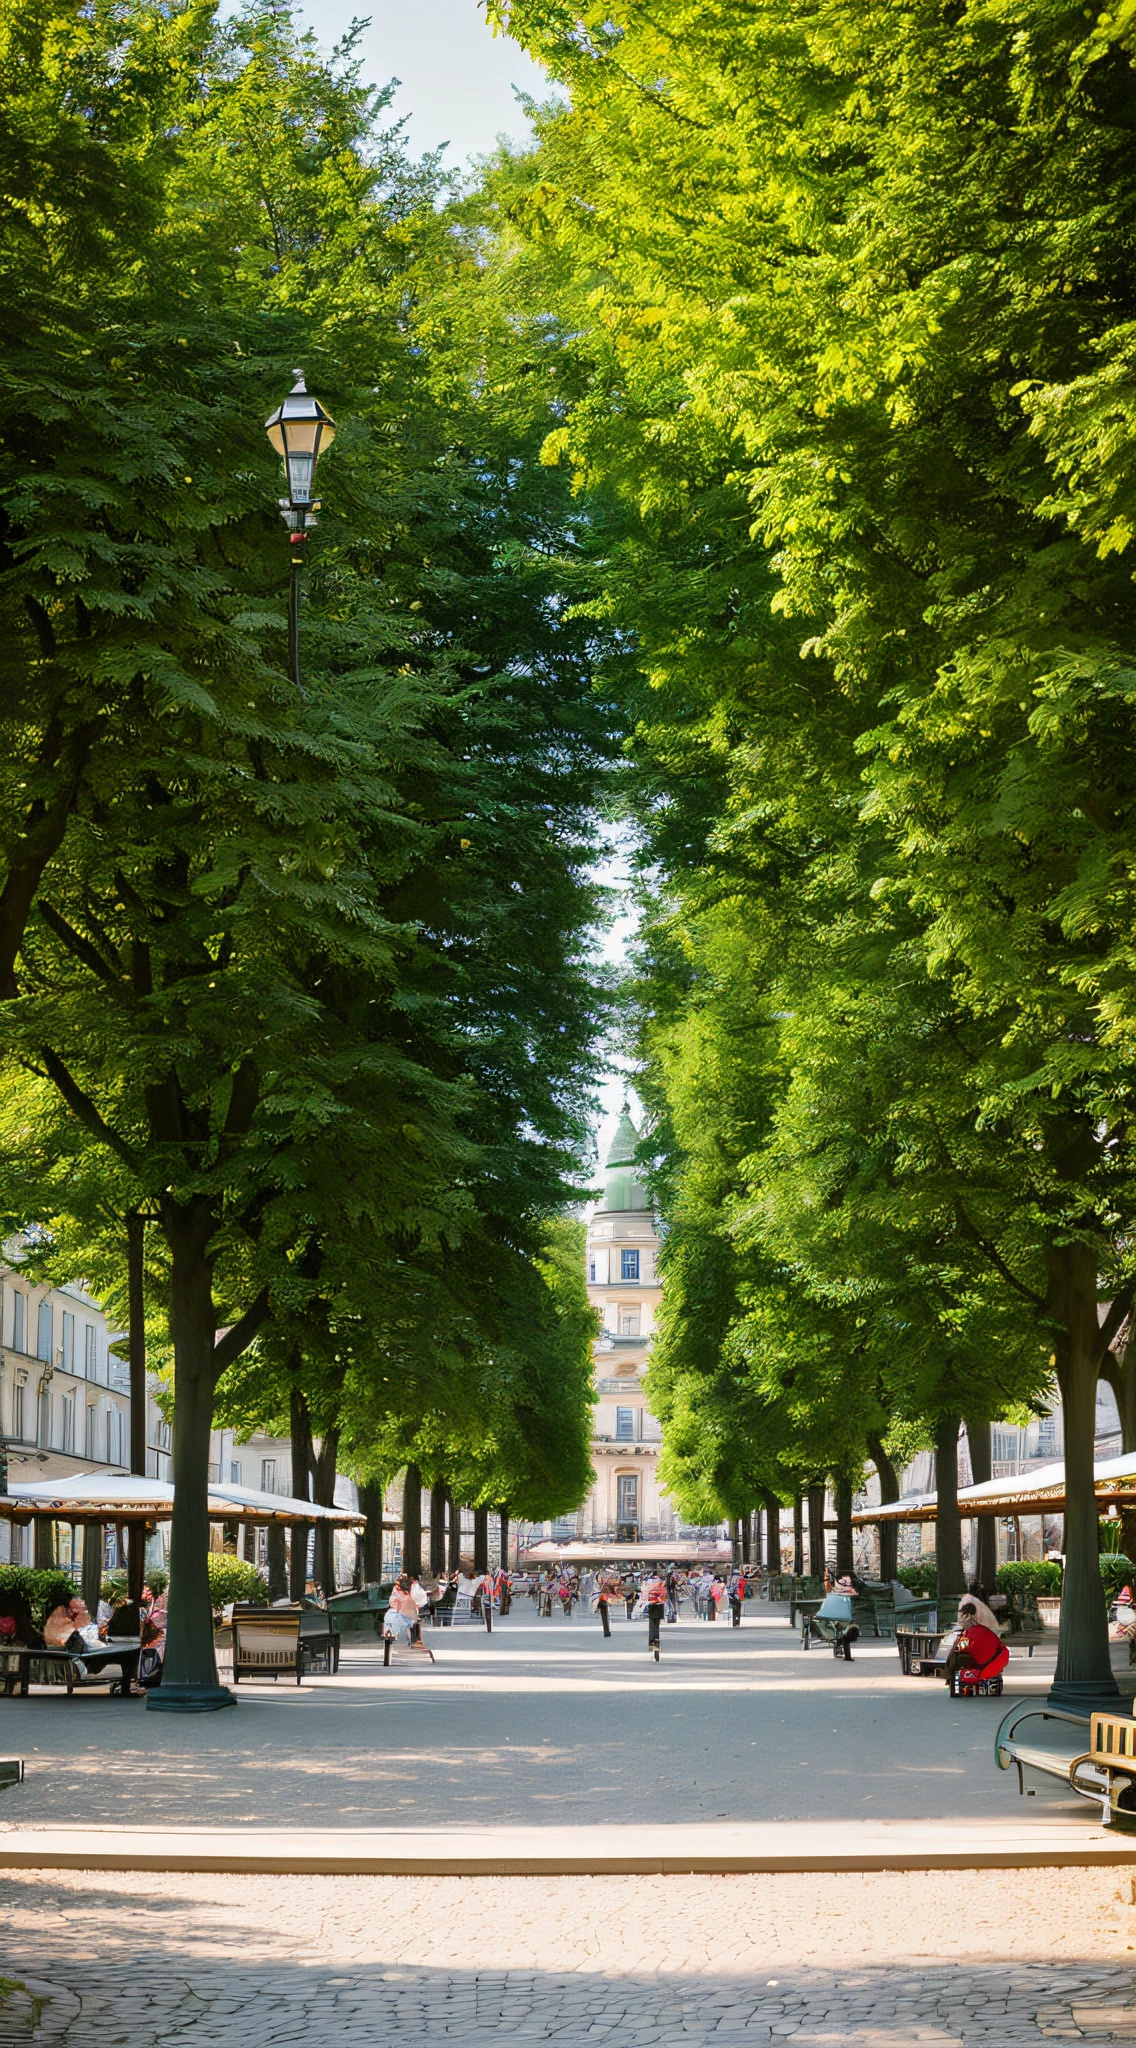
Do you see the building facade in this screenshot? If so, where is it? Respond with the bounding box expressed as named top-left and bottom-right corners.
top-left (573, 1107), bottom-right (678, 1544)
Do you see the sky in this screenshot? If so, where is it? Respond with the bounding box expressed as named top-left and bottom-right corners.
top-left (300, 0), bottom-right (550, 166)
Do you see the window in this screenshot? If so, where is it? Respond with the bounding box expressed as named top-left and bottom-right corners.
top-left (616, 1473), bottom-right (639, 1525)
top-left (61, 1394), bottom-right (74, 1455)
top-left (615, 1406), bottom-right (636, 1441)
top-left (618, 1311), bottom-right (640, 1337)
top-left (261, 1458), bottom-right (277, 1494)
top-left (13, 1376), bottom-right (26, 1441)
top-left (11, 1290), bottom-right (25, 1353)
top-left (588, 1247), bottom-right (609, 1285)
top-left (38, 1388), bottom-right (50, 1447)
top-left (229, 1460), bottom-right (242, 1484)
top-left (107, 1408), bottom-right (125, 1466)
top-left (85, 1406), bottom-right (97, 1461)
top-left (620, 1248), bottom-right (639, 1282)
top-left (62, 1310), bottom-right (74, 1373)
top-left (36, 1299), bottom-right (53, 1363)
top-left (84, 1324), bottom-right (97, 1380)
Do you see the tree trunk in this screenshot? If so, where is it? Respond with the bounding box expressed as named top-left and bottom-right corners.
top-left (729, 1515), bottom-right (741, 1565)
top-left (150, 1199), bottom-right (233, 1711)
top-left (473, 1507), bottom-right (489, 1575)
top-left (964, 1417), bottom-right (997, 1594)
top-left (763, 1492), bottom-right (782, 1574)
top-left (266, 1523), bottom-right (288, 1601)
top-left (430, 1481), bottom-right (447, 1575)
top-left (128, 1521), bottom-right (148, 1605)
top-left (446, 1488), bottom-right (461, 1572)
top-left (834, 1474), bottom-right (854, 1578)
top-left (310, 1424), bottom-right (341, 1599)
top-left (1049, 1241), bottom-right (1119, 1707)
top-left (402, 1465), bottom-right (423, 1578)
top-left (793, 1494), bottom-right (804, 1576)
top-left (1102, 1327), bottom-right (1136, 1455)
top-left (359, 1482), bottom-right (383, 1585)
top-left (81, 1523), bottom-right (103, 1613)
top-left (866, 1434), bottom-right (899, 1582)
top-left (807, 1485), bottom-right (826, 1578)
top-left (34, 1516), bottom-right (55, 1568)
top-left (935, 1414), bottom-right (965, 1598)
top-left (499, 1509), bottom-right (510, 1571)
top-left (126, 1210), bottom-right (148, 1478)
top-left (289, 1373), bottom-right (313, 1601)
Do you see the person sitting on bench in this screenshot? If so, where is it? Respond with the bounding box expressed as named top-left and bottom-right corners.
top-left (943, 1597), bottom-right (1010, 1693)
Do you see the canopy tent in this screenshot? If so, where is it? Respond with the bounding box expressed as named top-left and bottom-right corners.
top-left (0, 1472), bottom-right (365, 1529)
top-left (519, 1539), bottom-right (733, 1565)
top-left (852, 1450), bottom-right (1136, 1526)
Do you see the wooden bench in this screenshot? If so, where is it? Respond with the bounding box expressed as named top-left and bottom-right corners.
top-left (1068, 1715), bottom-right (1136, 1827)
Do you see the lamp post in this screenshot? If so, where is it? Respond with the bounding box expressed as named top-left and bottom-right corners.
top-left (264, 370), bottom-right (336, 690)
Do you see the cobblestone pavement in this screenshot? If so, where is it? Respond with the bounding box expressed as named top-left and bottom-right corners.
top-left (3, 1869), bottom-right (1136, 2044)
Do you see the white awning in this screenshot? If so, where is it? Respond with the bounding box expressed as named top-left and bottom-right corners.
top-left (853, 1449), bottom-right (1136, 1525)
top-left (0, 1472), bottom-right (364, 1528)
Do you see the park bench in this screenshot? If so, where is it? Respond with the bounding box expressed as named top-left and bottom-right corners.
top-left (995, 1700), bottom-right (1136, 1826)
top-left (1, 1604), bottom-right (143, 1699)
top-left (1, 1758), bottom-right (23, 1792)
top-left (230, 1604), bottom-right (340, 1684)
top-left (382, 1633), bottom-right (436, 1668)
top-left (803, 1592), bottom-right (869, 1657)
top-left (788, 1577), bottom-right (825, 1627)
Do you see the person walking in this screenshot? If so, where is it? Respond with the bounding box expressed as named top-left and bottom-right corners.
top-left (596, 1570), bottom-right (616, 1639)
top-left (728, 1565), bottom-right (745, 1628)
top-left (643, 1568), bottom-right (667, 1662)
top-left (665, 1566), bottom-right (680, 1624)
top-left (623, 1570), bottom-right (637, 1621)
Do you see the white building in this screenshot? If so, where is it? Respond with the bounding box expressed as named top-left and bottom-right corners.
top-left (0, 1263), bottom-right (134, 1565)
top-left (573, 1106), bottom-right (679, 1543)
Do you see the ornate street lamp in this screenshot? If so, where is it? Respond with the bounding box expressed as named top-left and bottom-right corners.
top-left (265, 370), bottom-right (336, 689)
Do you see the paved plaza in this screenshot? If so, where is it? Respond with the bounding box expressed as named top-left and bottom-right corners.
top-left (0, 1610), bottom-right (1110, 1830)
top-left (3, 1610), bottom-right (1136, 2042)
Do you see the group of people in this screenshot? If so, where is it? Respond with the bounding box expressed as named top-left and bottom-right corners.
top-left (526, 1563), bottom-right (753, 1644)
top-left (0, 1582), bottom-right (168, 1693)
top-left (382, 1565), bottom-right (512, 1644)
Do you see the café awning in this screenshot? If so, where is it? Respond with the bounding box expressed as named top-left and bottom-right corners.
top-left (852, 1449), bottom-right (1136, 1526)
top-left (0, 1472), bottom-right (365, 1529)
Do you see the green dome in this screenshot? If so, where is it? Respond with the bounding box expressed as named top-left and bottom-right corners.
top-left (596, 1105), bottom-right (650, 1213)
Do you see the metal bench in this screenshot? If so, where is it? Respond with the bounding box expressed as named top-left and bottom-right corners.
top-left (229, 1605), bottom-right (339, 1684)
top-left (1, 1638), bottom-right (141, 1698)
top-left (995, 1701), bottom-right (1093, 1806)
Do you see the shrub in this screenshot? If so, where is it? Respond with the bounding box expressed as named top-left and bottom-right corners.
top-left (206, 1554), bottom-right (268, 1608)
top-left (100, 1566), bottom-right (169, 1602)
top-left (995, 1561), bottom-right (1063, 1600)
top-left (1099, 1554), bottom-right (1134, 1602)
top-left (895, 1562), bottom-right (938, 1597)
top-left (0, 1566), bottom-right (78, 1628)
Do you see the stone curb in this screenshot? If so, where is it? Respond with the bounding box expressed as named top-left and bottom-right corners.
top-left (2, 1819), bottom-right (1136, 1875)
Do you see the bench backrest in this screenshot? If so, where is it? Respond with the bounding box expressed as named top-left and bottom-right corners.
top-left (232, 1610), bottom-right (301, 1667)
top-left (1091, 1712), bottom-right (1136, 1762)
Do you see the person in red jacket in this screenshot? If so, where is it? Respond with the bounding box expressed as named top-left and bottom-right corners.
top-left (946, 1597), bottom-right (1010, 1693)
top-left (643, 1569), bottom-right (668, 1661)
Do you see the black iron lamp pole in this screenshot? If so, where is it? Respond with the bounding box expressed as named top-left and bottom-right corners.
top-left (264, 370), bottom-right (336, 691)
